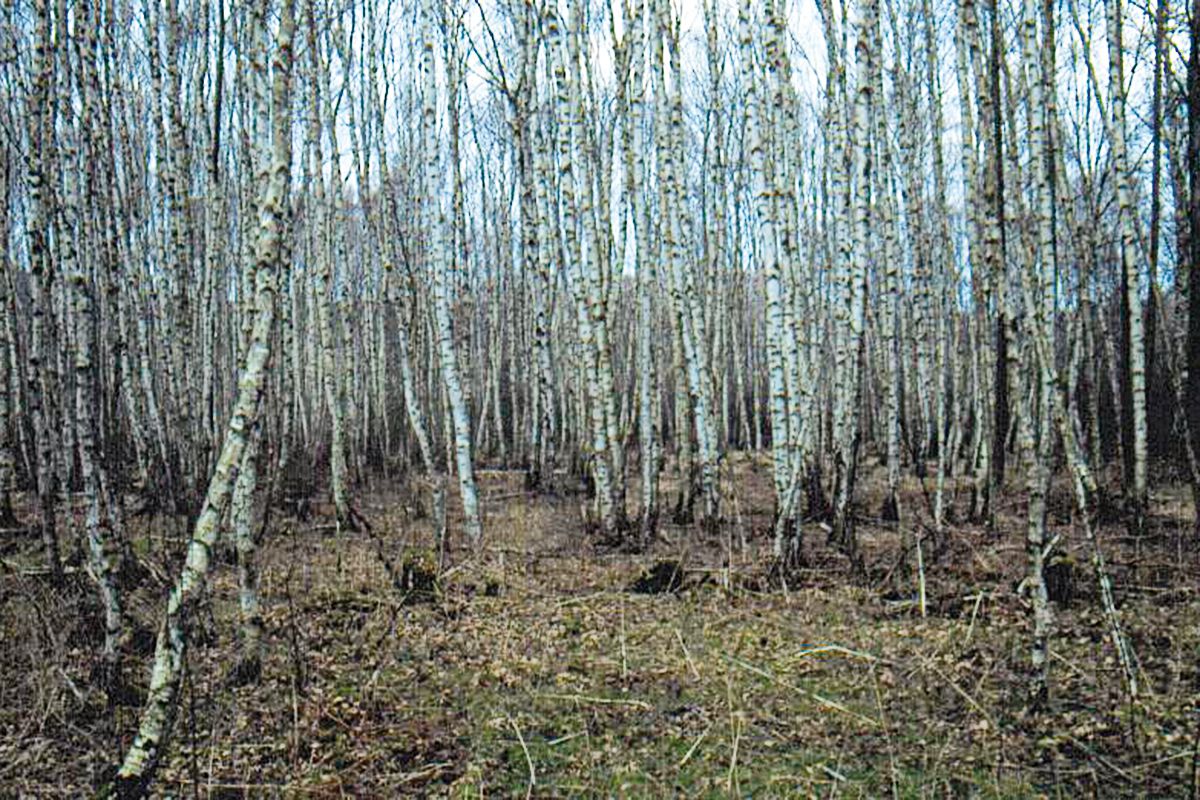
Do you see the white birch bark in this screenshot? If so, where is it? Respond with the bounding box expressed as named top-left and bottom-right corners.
top-left (546, 5), bottom-right (621, 536)
top-left (740, 0), bottom-right (799, 567)
top-left (627, 0), bottom-right (660, 542)
top-left (304, 4), bottom-right (354, 531)
top-left (659, 0), bottom-right (720, 528)
top-left (1017, 0), bottom-right (1054, 707)
top-left (831, 0), bottom-right (874, 569)
top-left (69, 0), bottom-right (129, 677)
top-left (1103, 0), bottom-right (1148, 536)
top-left (423, 0), bottom-right (482, 544)
top-left (24, 0), bottom-right (62, 582)
top-left (115, 0), bottom-right (295, 789)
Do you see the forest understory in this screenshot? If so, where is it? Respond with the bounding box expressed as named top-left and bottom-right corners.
top-left (1, 455), bottom-right (1197, 798)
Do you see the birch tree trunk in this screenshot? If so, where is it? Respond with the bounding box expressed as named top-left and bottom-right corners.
top-left (1018, 0), bottom-right (1055, 708)
top-left (1104, 0), bottom-right (1148, 540)
top-left (741, 0), bottom-right (801, 570)
top-left (163, 0), bottom-right (197, 502)
top-left (628, 0), bottom-right (661, 543)
top-left (659, 0), bottom-right (720, 529)
top-left (547, 5), bottom-right (622, 538)
top-left (305, 1), bottom-right (354, 531)
top-left (423, 0), bottom-right (482, 545)
top-left (0, 140), bottom-right (19, 528)
top-left (831, 0), bottom-right (875, 571)
top-left (24, 0), bottom-right (63, 583)
top-left (114, 0), bottom-right (295, 791)
top-left (70, 0), bottom-right (128, 681)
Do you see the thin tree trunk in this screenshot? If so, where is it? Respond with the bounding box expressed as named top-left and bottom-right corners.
top-left (424, 0), bottom-right (482, 545)
top-left (1105, 0), bottom-right (1148, 538)
top-left (114, 0), bottom-right (295, 790)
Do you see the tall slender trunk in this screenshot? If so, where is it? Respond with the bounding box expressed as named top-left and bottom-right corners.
top-left (1019, 0), bottom-right (1055, 708)
top-left (423, 0), bottom-right (482, 545)
top-left (114, 0), bottom-right (295, 790)
top-left (305, 3), bottom-right (353, 531)
top-left (24, 0), bottom-right (62, 583)
top-left (547, 5), bottom-right (621, 537)
top-left (1187, 0), bottom-right (1200, 533)
top-left (628, 0), bottom-right (660, 543)
top-left (831, 0), bottom-right (875, 571)
top-left (71, 0), bottom-right (129, 679)
top-left (987, 0), bottom-right (1012, 511)
top-left (1105, 0), bottom-right (1148, 538)
top-left (742, 0), bottom-right (799, 569)
top-left (0, 148), bottom-right (19, 528)
top-left (660, 0), bottom-right (719, 528)
top-left (1146, 0), bottom-right (1166, 413)
top-left (164, 0), bottom-right (197, 502)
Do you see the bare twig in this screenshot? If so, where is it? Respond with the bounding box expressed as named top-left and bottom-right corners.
top-left (539, 693), bottom-right (652, 710)
top-left (508, 715), bottom-right (536, 799)
top-left (677, 722), bottom-right (712, 768)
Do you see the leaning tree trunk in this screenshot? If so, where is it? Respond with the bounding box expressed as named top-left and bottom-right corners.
top-left (113, 0), bottom-right (295, 791)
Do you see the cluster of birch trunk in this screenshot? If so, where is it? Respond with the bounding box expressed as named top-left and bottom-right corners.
top-left (2, 0), bottom-right (1200, 791)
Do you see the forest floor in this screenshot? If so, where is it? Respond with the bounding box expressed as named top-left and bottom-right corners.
top-left (1, 453), bottom-right (1199, 798)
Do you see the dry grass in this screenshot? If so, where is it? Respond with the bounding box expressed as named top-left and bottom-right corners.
top-left (1, 455), bottom-right (1198, 797)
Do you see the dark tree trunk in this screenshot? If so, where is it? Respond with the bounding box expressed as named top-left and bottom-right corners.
top-left (989, 2), bottom-right (1010, 497)
top-left (1187, 0), bottom-right (1200, 531)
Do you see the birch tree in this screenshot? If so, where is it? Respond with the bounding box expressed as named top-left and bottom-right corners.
top-left (424, 0), bottom-right (483, 544)
top-left (1104, 0), bottom-right (1149, 538)
top-left (741, 0), bottom-right (796, 568)
top-left (114, 0), bottom-right (295, 788)
top-left (830, 0), bottom-right (876, 571)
